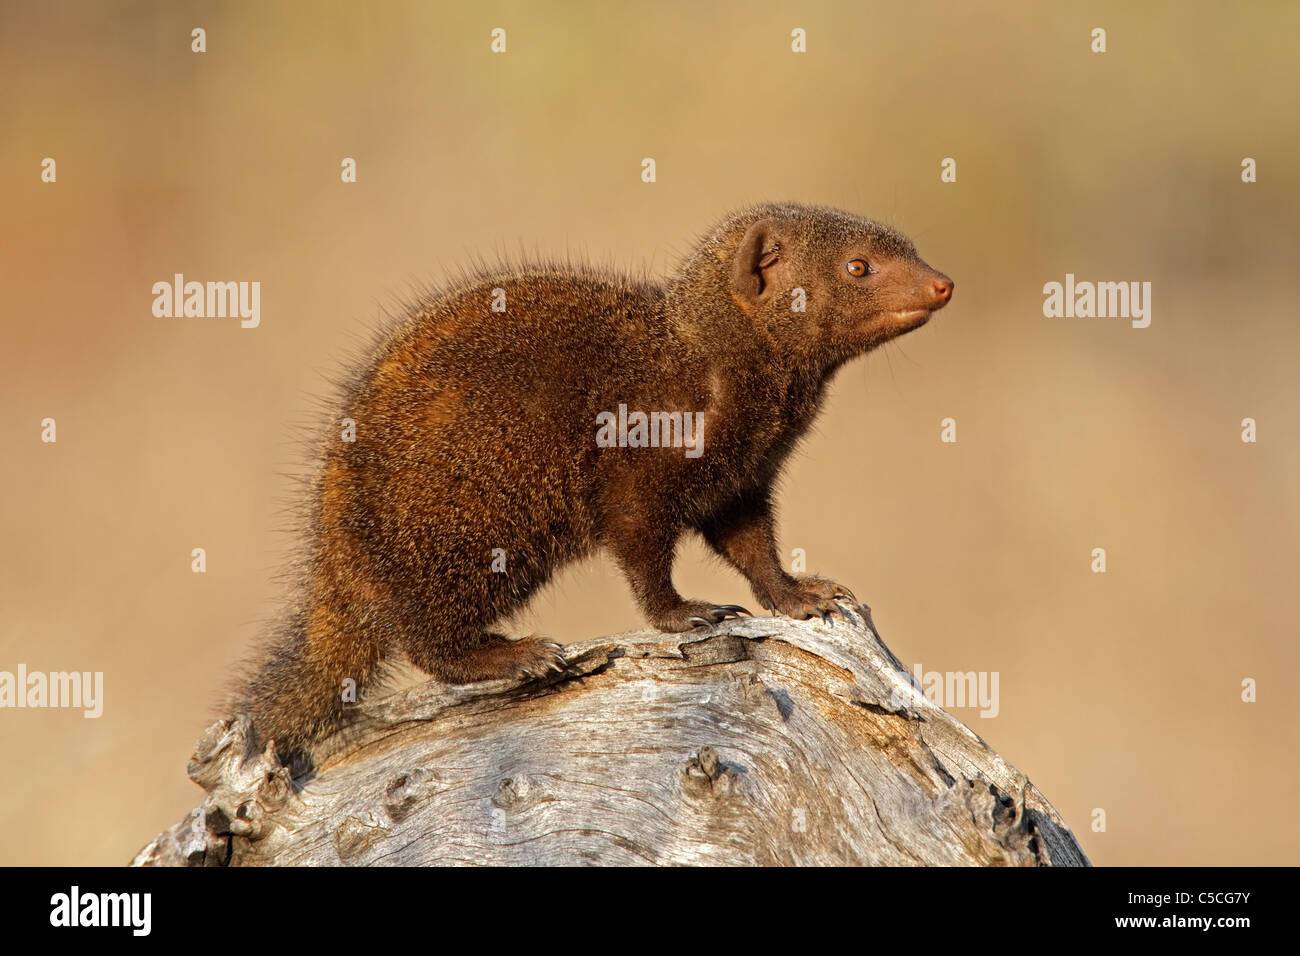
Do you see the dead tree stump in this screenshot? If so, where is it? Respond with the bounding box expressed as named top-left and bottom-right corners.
top-left (133, 608), bottom-right (1089, 866)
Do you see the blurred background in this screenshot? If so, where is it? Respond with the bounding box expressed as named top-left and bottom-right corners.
top-left (2, 0), bottom-right (1297, 866)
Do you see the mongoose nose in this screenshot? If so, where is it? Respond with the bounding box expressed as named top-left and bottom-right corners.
top-left (931, 277), bottom-right (954, 303)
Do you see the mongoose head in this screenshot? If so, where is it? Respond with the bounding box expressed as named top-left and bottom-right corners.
top-left (717, 203), bottom-right (954, 365)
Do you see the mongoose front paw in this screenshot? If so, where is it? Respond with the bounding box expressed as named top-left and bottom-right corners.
top-left (509, 637), bottom-right (568, 680)
top-left (651, 601), bottom-right (752, 633)
top-left (760, 576), bottom-right (858, 625)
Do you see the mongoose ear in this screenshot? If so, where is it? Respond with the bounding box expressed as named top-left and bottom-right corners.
top-left (731, 219), bottom-right (782, 305)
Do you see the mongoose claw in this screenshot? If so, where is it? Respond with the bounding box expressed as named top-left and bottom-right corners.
top-left (510, 637), bottom-right (567, 681)
top-left (660, 602), bottom-right (755, 632)
top-left (715, 604), bottom-right (752, 617)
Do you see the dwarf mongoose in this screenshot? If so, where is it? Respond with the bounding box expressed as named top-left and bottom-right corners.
top-left (237, 202), bottom-right (954, 762)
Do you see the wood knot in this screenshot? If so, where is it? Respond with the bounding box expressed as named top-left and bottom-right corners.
top-left (682, 746), bottom-right (742, 798)
top-left (383, 768), bottom-right (444, 823)
top-left (335, 813), bottom-right (390, 862)
top-left (492, 774), bottom-right (549, 812)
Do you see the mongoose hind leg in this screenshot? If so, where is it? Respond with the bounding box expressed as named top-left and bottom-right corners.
top-left (404, 630), bottom-right (566, 684)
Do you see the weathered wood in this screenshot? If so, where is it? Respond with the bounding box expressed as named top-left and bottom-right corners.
top-left (133, 607), bottom-right (1089, 866)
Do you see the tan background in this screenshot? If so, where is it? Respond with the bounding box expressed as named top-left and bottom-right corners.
top-left (2, 0), bottom-right (1297, 866)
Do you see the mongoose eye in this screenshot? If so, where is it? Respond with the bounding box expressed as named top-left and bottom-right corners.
top-left (846, 259), bottom-right (869, 277)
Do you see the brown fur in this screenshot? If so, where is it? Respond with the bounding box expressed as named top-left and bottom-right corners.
top-left (235, 202), bottom-right (954, 763)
